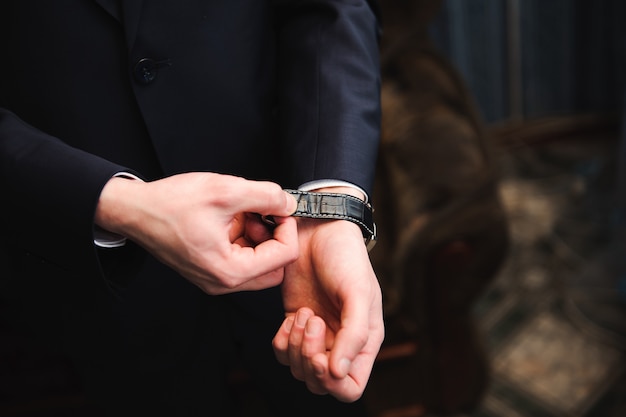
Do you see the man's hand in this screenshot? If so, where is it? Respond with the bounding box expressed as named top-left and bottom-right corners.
top-left (272, 216), bottom-right (384, 402)
top-left (94, 172), bottom-right (299, 294)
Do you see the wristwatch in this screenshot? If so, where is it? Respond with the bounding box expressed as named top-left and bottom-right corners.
top-left (284, 189), bottom-right (377, 251)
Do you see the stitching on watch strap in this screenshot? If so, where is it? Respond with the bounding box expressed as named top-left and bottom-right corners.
top-left (284, 189), bottom-right (376, 237)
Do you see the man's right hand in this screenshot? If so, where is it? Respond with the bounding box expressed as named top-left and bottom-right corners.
top-left (94, 172), bottom-right (299, 295)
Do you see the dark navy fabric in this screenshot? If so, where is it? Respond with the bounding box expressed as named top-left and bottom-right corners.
top-left (0, 1), bottom-right (380, 415)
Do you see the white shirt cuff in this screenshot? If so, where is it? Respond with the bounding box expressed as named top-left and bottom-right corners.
top-left (298, 179), bottom-right (369, 203)
top-left (93, 172), bottom-right (143, 248)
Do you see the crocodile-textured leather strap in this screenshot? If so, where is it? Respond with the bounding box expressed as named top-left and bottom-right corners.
top-left (284, 189), bottom-right (377, 250)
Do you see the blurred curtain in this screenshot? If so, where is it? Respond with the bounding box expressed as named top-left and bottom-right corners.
top-left (429, 0), bottom-right (626, 123)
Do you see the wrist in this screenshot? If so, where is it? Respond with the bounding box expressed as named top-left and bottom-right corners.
top-left (95, 176), bottom-right (142, 236)
top-left (310, 186), bottom-right (365, 202)
top-left (284, 189), bottom-right (376, 250)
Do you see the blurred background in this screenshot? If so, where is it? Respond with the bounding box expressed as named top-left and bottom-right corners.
top-left (431, 0), bottom-right (625, 123)
top-left (441, 1), bottom-right (626, 416)
top-left (365, 1), bottom-right (626, 416)
top-left (1, 1), bottom-right (625, 417)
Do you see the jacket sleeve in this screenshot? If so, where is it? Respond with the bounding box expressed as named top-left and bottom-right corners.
top-left (273, 0), bottom-right (381, 195)
top-left (0, 108), bottom-right (132, 276)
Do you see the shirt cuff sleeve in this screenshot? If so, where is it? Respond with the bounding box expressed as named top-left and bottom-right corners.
top-left (93, 172), bottom-right (143, 248)
top-left (298, 179), bottom-right (369, 203)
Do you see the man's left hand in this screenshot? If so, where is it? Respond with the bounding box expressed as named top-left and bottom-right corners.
top-left (272, 215), bottom-right (384, 402)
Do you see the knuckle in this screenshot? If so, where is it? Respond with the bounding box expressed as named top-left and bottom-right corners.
top-left (305, 382), bottom-right (328, 396)
top-left (209, 259), bottom-right (248, 290)
top-left (290, 368), bottom-right (304, 381)
top-left (301, 346), bottom-right (315, 360)
top-left (208, 267), bottom-right (240, 291)
top-left (271, 337), bottom-right (282, 352)
top-left (276, 356), bottom-right (290, 366)
top-left (220, 275), bottom-right (240, 290)
top-left (272, 333), bottom-right (288, 352)
top-left (287, 247), bottom-right (299, 262)
top-left (344, 391), bottom-right (363, 403)
top-left (208, 176), bottom-right (245, 207)
top-left (352, 332), bottom-right (369, 349)
top-left (263, 181), bottom-right (283, 195)
top-left (210, 190), bottom-right (234, 208)
top-left (273, 350), bottom-right (290, 366)
top-left (334, 387), bottom-right (363, 403)
top-left (260, 182), bottom-right (285, 207)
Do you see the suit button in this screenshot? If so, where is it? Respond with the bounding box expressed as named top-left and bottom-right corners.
top-left (133, 58), bottom-right (171, 84)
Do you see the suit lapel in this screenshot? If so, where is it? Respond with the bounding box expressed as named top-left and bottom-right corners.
top-left (93, 0), bottom-right (144, 49)
top-left (93, 0), bottom-right (121, 21)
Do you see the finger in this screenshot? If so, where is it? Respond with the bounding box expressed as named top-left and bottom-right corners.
top-left (309, 352), bottom-right (330, 391)
top-left (273, 315), bottom-right (294, 365)
top-left (226, 217), bottom-right (299, 281)
top-left (242, 213), bottom-right (274, 244)
top-left (313, 354), bottom-right (371, 403)
top-left (328, 293), bottom-right (370, 380)
top-left (301, 317), bottom-right (330, 395)
top-left (229, 213), bottom-right (247, 243)
top-left (324, 292), bottom-right (384, 402)
top-left (298, 348), bottom-right (374, 403)
top-left (232, 213), bottom-right (283, 247)
top-left (287, 307), bottom-right (314, 381)
top-left (229, 181), bottom-right (297, 217)
top-left (309, 344), bottom-right (380, 402)
top-left (302, 317), bottom-right (327, 361)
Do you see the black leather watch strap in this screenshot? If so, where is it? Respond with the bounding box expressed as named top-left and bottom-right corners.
top-left (284, 189), bottom-right (377, 250)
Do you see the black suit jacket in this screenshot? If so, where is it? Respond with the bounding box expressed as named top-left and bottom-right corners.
top-left (0, 0), bottom-right (380, 272)
top-left (0, 1), bottom-right (380, 411)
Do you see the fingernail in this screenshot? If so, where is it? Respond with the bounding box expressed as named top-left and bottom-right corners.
top-left (284, 317), bottom-right (294, 332)
top-left (338, 358), bottom-right (351, 377)
top-left (306, 319), bottom-right (322, 336)
top-left (296, 310), bottom-right (308, 327)
top-left (285, 192), bottom-right (298, 214)
top-left (313, 360), bottom-right (325, 376)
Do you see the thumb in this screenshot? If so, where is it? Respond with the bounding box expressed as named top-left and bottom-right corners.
top-left (328, 299), bottom-right (369, 379)
top-left (230, 181), bottom-right (297, 217)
